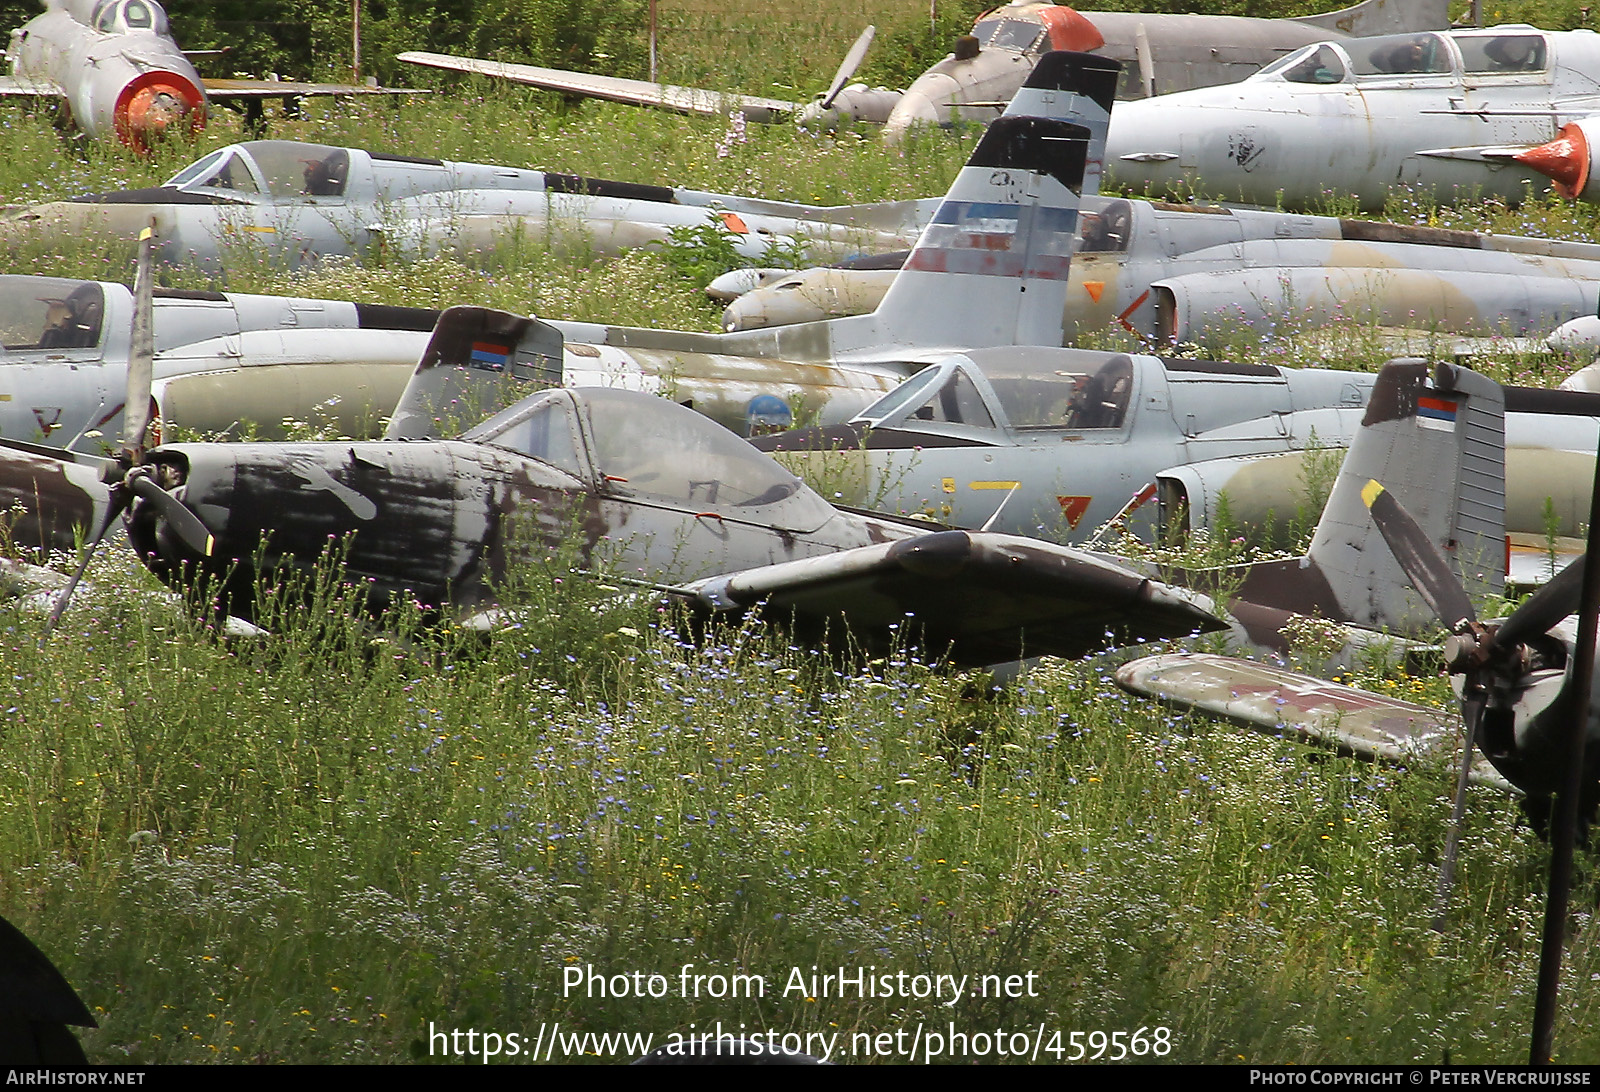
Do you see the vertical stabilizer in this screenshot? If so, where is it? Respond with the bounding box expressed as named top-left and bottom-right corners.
top-left (860, 52), bottom-right (1113, 351)
top-left (1306, 360), bottom-right (1506, 632)
top-left (386, 306), bottom-right (564, 439)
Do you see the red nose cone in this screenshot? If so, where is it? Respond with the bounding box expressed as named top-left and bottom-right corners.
top-left (1516, 122), bottom-right (1590, 200)
top-left (114, 71), bottom-right (207, 154)
top-left (1040, 6), bottom-right (1106, 53)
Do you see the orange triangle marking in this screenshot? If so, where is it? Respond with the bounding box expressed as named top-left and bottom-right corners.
top-left (1057, 495), bottom-right (1092, 529)
top-left (719, 211), bottom-right (749, 234)
top-left (1083, 280), bottom-right (1105, 303)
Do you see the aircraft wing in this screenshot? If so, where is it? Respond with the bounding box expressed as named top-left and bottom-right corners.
top-left (676, 529), bottom-right (1224, 667)
top-left (202, 78), bottom-right (428, 100)
top-left (396, 51), bottom-right (799, 122)
top-left (1115, 652), bottom-right (1513, 792)
top-left (0, 74), bottom-right (63, 97)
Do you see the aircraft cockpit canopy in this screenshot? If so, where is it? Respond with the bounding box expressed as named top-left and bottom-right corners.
top-left (90, 0), bottom-right (170, 36)
top-left (0, 277), bottom-right (105, 352)
top-left (1456, 31), bottom-right (1548, 74)
top-left (468, 388), bottom-right (835, 526)
top-left (1268, 44), bottom-right (1347, 85)
top-left (164, 142), bottom-right (352, 199)
top-left (854, 348), bottom-right (1135, 433)
top-left (972, 16), bottom-right (1048, 54)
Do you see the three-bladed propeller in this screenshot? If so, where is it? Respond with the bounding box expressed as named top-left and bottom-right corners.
top-left (43, 220), bottom-right (213, 636)
top-left (1361, 479), bottom-right (1585, 916)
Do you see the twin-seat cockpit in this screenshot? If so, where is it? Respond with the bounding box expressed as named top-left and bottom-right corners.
top-left (1256, 27), bottom-right (1565, 87)
top-left (465, 387), bottom-right (837, 529)
top-left (849, 347), bottom-right (1137, 441)
top-left (841, 347), bottom-right (1367, 446)
top-left (165, 142), bottom-right (357, 201)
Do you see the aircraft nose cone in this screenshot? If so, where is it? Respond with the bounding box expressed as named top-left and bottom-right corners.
top-left (114, 71), bottom-right (206, 152)
top-left (1516, 122), bottom-right (1590, 199)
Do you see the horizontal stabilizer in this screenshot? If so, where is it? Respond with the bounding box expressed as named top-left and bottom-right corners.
top-left (1116, 652), bottom-right (1513, 792)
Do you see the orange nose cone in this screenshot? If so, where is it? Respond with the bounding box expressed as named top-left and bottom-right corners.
top-left (1040, 6), bottom-right (1106, 53)
top-left (1516, 122), bottom-right (1590, 199)
top-left (114, 71), bottom-right (206, 154)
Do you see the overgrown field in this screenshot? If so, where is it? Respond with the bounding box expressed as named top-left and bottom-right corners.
top-left (3, 0), bottom-right (1600, 1064)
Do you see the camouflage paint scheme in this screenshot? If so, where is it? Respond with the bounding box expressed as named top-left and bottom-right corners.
top-left (119, 385), bottom-right (1224, 668)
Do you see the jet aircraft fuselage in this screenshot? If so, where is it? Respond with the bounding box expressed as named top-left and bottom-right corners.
top-left (1106, 25), bottom-right (1600, 210)
top-left (7, 140), bottom-right (931, 275)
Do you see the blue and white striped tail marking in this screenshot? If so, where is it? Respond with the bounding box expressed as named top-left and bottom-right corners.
top-left (906, 202), bottom-right (1078, 280)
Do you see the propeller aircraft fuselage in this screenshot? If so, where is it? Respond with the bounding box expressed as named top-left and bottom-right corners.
top-left (6, 139), bottom-right (933, 276)
top-left (2, 0), bottom-right (417, 152)
top-left (119, 385), bottom-right (1224, 668)
top-left (1106, 24), bottom-right (1600, 211)
top-left (398, 0), bottom-right (1448, 137)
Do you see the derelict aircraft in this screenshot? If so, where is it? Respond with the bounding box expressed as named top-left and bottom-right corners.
top-left (398, 0), bottom-right (1448, 139)
top-left (2, 138), bottom-right (932, 276)
top-left (0, 51), bottom-right (1116, 460)
top-left (754, 345), bottom-right (1600, 548)
top-left (1106, 24), bottom-right (1600, 211)
top-left (0, 271), bottom-right (438, 451)
top-left (719, 188), bottom-right (1600, 350)
top-left (32, 321), bottom-right (1494, 681)
top-left (1, 0), bottom-right (414, 152)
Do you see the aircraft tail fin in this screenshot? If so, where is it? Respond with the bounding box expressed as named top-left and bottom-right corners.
top-left (1296, 0), bottom-right (1450, 38)
top-left (862, 52), bottom-right (1118, 351)
top-left (386, 306), bottom-right (563, 440)
top-left (1305, 360), bottom-right (1507, 633)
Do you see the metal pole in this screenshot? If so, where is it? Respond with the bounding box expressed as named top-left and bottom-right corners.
top-left (352, 0), bottom-right (361, 81)
top-left (649, 0), bottom-right (657, 82)
top-left (1528, 436), bottom-right (1600, 1063)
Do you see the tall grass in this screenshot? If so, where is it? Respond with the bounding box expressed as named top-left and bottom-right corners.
top-left (3, 559), bottom-right (1592, 1063)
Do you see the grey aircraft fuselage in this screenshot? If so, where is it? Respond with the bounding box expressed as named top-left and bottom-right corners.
top-left (756, 346), bottom-right (1600, 547)
top-left (1105, 24), bottom-right (1600, 211)
top-left (0, 273), bottom-right (440, 453)
top-left (2, 0), bottom-right (417, 152)
top-left (720, 192), bottom-right (1600, 351)
top-left (5, 139), bottom-right (933, 276)
top-left (399, 0), bottom-right (1448, 140)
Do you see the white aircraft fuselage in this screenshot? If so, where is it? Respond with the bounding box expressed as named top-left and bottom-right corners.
top-left (1106, 25), bottom-right (1600, 210)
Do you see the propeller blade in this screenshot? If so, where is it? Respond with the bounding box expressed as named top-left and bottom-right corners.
top-left (127, 474), bottom-right (213, 558)
top-left (1495, 556), bottom-right (1585, 648)
top-left (1362, 479), bottom-right (1477, 631)
top-left (123, 219), bottom-right (157, 464)
top-left (42, 490), bottom-right (133, 636)
top-left (1431, 694), bottom-right (1484, 932)
top-left (819, 25), bottom-right (875, 110)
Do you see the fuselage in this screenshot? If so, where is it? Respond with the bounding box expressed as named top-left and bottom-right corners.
top-left (7, 0), bottom-right (206, 147)
top-left (757, 347), bottom-right (1600, 545)
top-left (722, 193), bottom-right (1600, 349)
top-left (7, 140), bottom-right (932, 275)
top-left (1105, 25), bottom-right (1600, 210)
